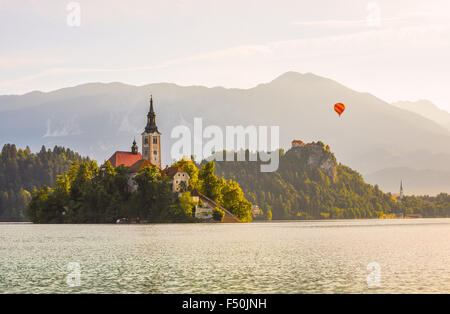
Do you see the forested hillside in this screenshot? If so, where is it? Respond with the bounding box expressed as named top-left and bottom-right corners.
top-left (0, 144), bottom-right (87, 221)
top-left (213, 143), bottom-right (450, 219)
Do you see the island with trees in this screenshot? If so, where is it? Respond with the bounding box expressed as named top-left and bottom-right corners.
top-left (26, 156), bottom-right (252, 223)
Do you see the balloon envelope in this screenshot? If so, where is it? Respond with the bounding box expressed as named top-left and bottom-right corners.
top-left (334, 103), bottom-right (345, 116)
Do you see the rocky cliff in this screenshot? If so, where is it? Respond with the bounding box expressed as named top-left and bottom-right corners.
top-left (282, 141), bottom-right (338, 182)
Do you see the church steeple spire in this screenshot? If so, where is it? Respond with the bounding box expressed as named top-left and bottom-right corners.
top-left (149, 95), bottom-right (155, 115)
top-left (145, 95), bottom-right (160, 134)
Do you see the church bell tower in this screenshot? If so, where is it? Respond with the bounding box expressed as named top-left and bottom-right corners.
top-left (142, 95), bottom-right (162, 168)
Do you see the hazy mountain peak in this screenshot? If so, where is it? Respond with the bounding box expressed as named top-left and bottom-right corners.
top-left (269, 71), bottom-right (325, 84)
top-left (271, 71), bottom-right (305, 81)
top-left (392, 99), bottom-right (450, 131)
top-left (262, 72), bottom-right (352, 96)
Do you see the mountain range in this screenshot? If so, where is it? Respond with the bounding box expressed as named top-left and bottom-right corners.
top-left (1, 72), bottom-right (449, 195)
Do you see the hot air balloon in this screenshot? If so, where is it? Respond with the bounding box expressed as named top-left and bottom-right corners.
top-left (334, 103), bottom-right (345, 117)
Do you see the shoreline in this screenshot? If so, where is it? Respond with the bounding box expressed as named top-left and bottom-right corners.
top-left (0, 216), bottom-right (447, 225)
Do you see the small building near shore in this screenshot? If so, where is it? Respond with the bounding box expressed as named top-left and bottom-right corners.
top-left (191, 189), bottom-right (241, 222)
top-left (161, 166), bottom-right (190, 193)
top-left (252, 205), bottom-right (262, 217)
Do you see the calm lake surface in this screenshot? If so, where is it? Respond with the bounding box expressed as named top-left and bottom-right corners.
top-left (1, 219), bottom-right (450, 293)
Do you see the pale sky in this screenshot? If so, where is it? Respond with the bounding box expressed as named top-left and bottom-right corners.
top-left (1, 0), bottom-right (450, 110)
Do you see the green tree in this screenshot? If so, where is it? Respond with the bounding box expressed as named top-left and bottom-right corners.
top-left (198, 162), bottom-right (223, 203)
top-left (220, 180), bottom-right (253, 222)
top-left (131, 165), bottom-right (172, 221)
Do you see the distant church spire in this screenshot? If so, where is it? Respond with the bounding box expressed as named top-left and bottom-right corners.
top-left (145, 95), bottom-right (160, 134)
top-left (149, 95), bottom-right (155, 115)
top-left (399, 180), bottom-right (404, 200)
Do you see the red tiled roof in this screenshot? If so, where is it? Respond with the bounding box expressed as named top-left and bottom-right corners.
top-left (128, 159), bottom-right (154, 173)
top-left (161, 166), bottom-right (187, 178)
top-left (107, 151), bottom-right (142, 168)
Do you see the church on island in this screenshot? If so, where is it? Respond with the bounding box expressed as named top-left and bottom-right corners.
top-left (106, 96), bottom-right (240, 223)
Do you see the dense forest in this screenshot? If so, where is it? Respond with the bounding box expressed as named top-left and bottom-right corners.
top-left (0, 144), bottom-right (87, 221)
top-left (213, 145), bottom-right (450, 219)
top-left (26, 158), bottom-right (252, 223)
top-left (400, 193), bottom-right (450, 218)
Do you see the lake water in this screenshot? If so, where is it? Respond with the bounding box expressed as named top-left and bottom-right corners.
top-left (1, 219), bottom-right (450, 294)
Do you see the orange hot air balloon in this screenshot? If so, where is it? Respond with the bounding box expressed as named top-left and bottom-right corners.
top-left (334, 103), bottom-right (345, 117)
